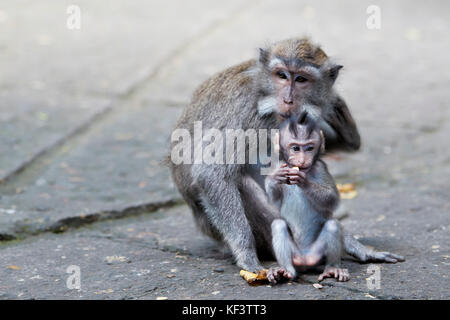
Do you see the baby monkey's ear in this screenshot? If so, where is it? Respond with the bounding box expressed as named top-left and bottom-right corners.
top-left (319, 130), bottom-right (326, 154)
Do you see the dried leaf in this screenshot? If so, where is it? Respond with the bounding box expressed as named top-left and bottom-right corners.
top-left (340, 190), bottom-right (358, 200)
top-left (240, 269), bottom-right (269, 286)
top-left (7, 265), bottom-right (21, 270)
top-left (240, 270), bottom-right (256, 281)
top-left (337, 183), bottom-right (358, 200)
top-left (336, 183), bottom-right (355, 193)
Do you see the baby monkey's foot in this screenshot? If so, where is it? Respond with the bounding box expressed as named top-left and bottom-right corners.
top-left (267, 267), bottom-right (294, 284)
top-left (318, 266), bottom-right (349, 282)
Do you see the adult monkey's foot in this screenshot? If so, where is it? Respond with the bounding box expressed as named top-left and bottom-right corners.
top-left (364, 251), bottom-right (405, 263)
top-left (344, 234), bottom-right (405, 264)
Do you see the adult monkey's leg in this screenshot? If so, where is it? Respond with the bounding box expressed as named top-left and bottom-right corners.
top-left (199, 177), bottom-right (264, 272)
top-left (344, 234), bottom-right (405, 263)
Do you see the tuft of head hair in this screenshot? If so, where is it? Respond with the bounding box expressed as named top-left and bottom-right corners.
top-left (260, 37), bottom-right (328, 67)
top-left (297, 110), bottom-right (318, 137)
top-left (281, 110), bottom-right (318, 140)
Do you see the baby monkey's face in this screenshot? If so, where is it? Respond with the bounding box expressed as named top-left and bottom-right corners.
top-left (280, 126), bottom-right (321, 172)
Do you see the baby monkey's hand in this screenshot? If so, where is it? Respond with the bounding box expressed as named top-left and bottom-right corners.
top-left (270, 163), bottom-right (291, 184)
top-left (270, 164), bottom-right (308, 185)
top-left (286, 166), bottom-right (307, 186)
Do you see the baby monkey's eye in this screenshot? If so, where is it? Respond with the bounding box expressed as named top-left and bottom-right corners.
top-left (304, 145), bottom-right (314, 152)
top-left (292, 145), bottom-right (301, 152)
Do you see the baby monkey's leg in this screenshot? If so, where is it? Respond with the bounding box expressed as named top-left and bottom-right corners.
top-left (293, 219), bottom-right (349, 282)
top-left (292, 221), bottom-right (337, 267)
top-left (313, 219), bottom-right (349, 282)
top-left (268, 219), bottom-right (298, 283)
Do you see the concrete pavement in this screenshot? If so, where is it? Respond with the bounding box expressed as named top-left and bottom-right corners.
top-left (0, 0), bottom-right (449, 299)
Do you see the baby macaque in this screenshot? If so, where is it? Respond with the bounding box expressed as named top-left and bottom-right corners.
top-left (266, 110), bottom-right (349, 283)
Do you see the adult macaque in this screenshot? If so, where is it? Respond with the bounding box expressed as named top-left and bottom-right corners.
top-left (266, 111), bottom-right (348, 283)
top-left (170, 38), bottom-right (403, 272)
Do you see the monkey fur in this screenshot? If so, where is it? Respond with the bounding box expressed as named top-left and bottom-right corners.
top-left (266, 111), bottom-right (349, 283)
top-left (170, 38), bottom-right (404, 272)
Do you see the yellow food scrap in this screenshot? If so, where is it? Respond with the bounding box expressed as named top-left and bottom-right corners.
top-left (337, 183), bottom-right (357, 199)
top-left (336, 183), bottom-right (355, 193)
top-left (240, 269), bottom-right (269, 286)
top-left (7, 265), bottom-right (21, 270)
top-left (340, 190), bottom-right (358, 200)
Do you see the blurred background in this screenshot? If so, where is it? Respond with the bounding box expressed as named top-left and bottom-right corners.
top-left (0, 0), bottom-right (448, 299)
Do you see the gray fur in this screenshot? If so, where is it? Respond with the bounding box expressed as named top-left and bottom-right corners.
top-left (169, 38), bottom-right (401, 273)
top-left (266, 158), bottom-right (343, 278)
top-left (271, 219), bottom-right (298, 277)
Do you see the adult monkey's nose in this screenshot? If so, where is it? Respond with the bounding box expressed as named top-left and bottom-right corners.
top-left (283, 97), bottom-right (293, 104)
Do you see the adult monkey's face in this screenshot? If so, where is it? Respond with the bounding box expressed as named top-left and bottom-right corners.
top-left (257, 38), bottom-right (343, 121)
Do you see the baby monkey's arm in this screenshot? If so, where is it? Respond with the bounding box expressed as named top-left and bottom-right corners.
top-left (289, 160), bottom-right (340, 213)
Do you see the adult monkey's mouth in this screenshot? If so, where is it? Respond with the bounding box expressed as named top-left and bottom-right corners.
top-left (278, 111), bottom-right (292, 119)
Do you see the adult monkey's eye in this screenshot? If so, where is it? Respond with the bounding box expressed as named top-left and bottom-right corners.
top-left (277, 71), bottom-right (288, 80)
top-left (295, 75), bottom-right (308, 83)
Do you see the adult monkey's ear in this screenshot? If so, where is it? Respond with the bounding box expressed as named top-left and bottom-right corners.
top-left (259, 48), bottom-right (270, 65)
top-left (329, 64), bottom-right (343, 83)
